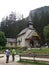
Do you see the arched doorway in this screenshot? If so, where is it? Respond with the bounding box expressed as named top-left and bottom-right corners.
top-left (29, 36), bottom-right (40, 48)
top-left (30, 39), bottom-right (34, 48)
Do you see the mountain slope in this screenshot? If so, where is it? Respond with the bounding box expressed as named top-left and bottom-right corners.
top-left (29, 6), bottom-right (49, 20)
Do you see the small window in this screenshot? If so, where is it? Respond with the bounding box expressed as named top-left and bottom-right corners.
top-left (18, 40), bottom-right (21, 45)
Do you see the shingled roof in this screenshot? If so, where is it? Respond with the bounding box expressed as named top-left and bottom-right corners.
top-left (25, 30), bottom-right (39, 39)
top-left (7, 38), bottom-right (16, 43)
top-left (18, 28), bottom-right (28, 36)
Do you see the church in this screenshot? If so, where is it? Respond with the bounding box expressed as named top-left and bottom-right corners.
top-left (17, 22), bottom-right (40, 48)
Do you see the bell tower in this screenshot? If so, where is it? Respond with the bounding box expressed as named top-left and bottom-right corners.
top-left (28, 16), bottom-right (34, 29)
top-left (28, 21), bottom-right (34, 29)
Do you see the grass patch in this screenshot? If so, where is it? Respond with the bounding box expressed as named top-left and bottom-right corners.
top-left (18, 59), bottom-right (49, 65)
top-left (25, 48), bottom-right (49, 53)
top-left (1, 47), bottom-right (49, 55)
top-left (0, 47), bottom-right (27, 54)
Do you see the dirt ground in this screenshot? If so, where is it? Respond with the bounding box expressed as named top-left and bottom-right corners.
top-left (0, 61), bottom-right (32, 65)
top-left (0, 54), bottom-right (32, 65)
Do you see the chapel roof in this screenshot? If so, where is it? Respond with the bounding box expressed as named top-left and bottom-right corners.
top-left (7, 38), bottom-right (16, 43)
top-left (26, 30), bottom-right (39, 39)
top-left (18, 28), bottom-right (28, 36)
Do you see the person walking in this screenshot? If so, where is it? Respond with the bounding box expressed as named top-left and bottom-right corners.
top-left (5, 49), bottom-right (10, 63)
top-left (11, 49), bottom-right (16, 61)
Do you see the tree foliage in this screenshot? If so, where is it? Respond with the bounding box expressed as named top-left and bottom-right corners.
top-left (1, 12), bottom-right (28, 38)
top-left (43, 25), bottom-right (49, 43)
top-left (31, 11), bottom-right (49, 43)
top-left (0, 31), bottom-right (6, 46)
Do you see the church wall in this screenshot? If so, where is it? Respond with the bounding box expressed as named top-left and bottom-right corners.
top-left (6, 42), bottom-right (16, 47)
top-left (25, 40), bottom-right (30, 47)
top-left (17, 34), bottom-right (26, 47)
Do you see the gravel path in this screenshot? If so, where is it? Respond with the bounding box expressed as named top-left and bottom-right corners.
top-left (0, 59), bottom-right (32, 65)
top-left (0, 54), bottom-right (32, 65)
top-left (0, 61), bottom-right (27, 65)
top-left (0, 54), bottom-right (49, 65)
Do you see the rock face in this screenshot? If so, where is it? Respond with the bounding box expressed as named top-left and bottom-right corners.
top-left (28, 6), bottom-right (49, 21)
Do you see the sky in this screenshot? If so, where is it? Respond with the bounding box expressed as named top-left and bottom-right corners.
top-left (0, 0), bottom-right (49, 22)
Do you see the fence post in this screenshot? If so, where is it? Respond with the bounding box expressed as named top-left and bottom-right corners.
top-left (33, 52), bottom-right (36, 62)
top-left (19, 54), bottom-right (21, 61)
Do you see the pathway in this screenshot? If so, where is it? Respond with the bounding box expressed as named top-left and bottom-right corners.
top-left (0, 54), bottom-right (31, 65)
top-left (0, 54), bottom-right (49, 65)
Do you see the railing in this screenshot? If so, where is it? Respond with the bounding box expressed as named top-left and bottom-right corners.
top-left (19, 53), bottom-right (49, 62)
